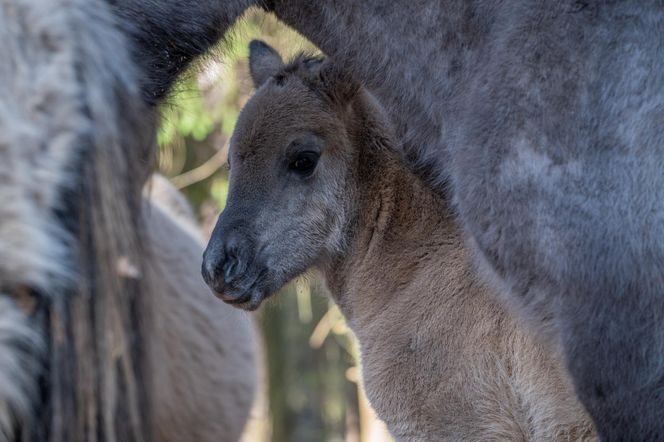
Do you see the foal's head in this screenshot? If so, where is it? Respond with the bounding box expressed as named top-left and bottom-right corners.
top-left (202, 41), bottom-right (390, 310)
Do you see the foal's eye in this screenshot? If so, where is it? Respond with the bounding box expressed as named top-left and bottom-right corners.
top-left (289, 151), bottom-right (319, 176)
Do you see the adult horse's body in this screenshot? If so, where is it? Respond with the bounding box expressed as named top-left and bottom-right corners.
top-left (110, 1), bottom-right (664, 439)
top-left (144, 178), bottom-right (258, 442)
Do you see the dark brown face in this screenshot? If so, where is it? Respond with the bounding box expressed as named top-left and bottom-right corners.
top-left (202, 43), bottom-right (355, 310)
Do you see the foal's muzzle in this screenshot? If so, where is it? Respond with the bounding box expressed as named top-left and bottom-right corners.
top-left (202, 229), bottom-right (261, 307)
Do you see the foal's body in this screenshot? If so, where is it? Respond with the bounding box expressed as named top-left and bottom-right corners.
top-left (326, 139), bottom-right (594, 441)
top-left (203, 45), bottom-right (594, 441)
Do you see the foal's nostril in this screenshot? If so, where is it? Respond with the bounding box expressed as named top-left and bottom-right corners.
top-left (202, 228), bottom-right (254, 298)
top-left (223, 254), bottom-right (242, 283)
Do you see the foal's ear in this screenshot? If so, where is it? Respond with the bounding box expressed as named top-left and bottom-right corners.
top-left (318, 60), bottom-right (360, 105)
top-left (249, 40), bottom-right (284, 88)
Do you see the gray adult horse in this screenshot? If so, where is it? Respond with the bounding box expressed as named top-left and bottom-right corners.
top-left (0, 0), bottom-right (256, 440)
top-left (109, 1), bottom-right (664, 439)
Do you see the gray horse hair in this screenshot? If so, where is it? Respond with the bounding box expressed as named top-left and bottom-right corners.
top-left (0, 0), bottom-right (154, 439)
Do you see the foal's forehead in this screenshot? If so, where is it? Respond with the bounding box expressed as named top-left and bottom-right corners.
top-left (232, 81), bottom-right (330, 152)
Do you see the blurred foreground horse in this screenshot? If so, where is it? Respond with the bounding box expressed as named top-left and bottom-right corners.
top-left (0, 0), bottom-right (256, 440)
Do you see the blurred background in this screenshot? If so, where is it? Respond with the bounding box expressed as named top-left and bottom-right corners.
top-left (156, 8), bottom-right (393, 442)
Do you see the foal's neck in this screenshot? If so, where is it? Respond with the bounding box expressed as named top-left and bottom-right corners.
top-left (323, 136), bottom-right (459, 326)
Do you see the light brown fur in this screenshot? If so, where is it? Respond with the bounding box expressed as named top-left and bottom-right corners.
top-left (206, 44), bottom-right (596, 441)
top-left (326, 140), bottom-right (594, 441)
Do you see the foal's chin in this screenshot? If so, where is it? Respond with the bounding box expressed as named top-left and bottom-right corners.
top-left (214, 275), bottom-right (280, 311)
top-left (222, 290), bottom-right (269, 311)
top-left (215, 269), bottom-right (301, 311)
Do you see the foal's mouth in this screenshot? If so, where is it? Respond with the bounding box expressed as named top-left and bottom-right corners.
top-left (219, 289), bottom-right (276, 312)
top-left (213, 268), bottom-right (275, 311)
top-left (224, 293), bottom-right (265, 311)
